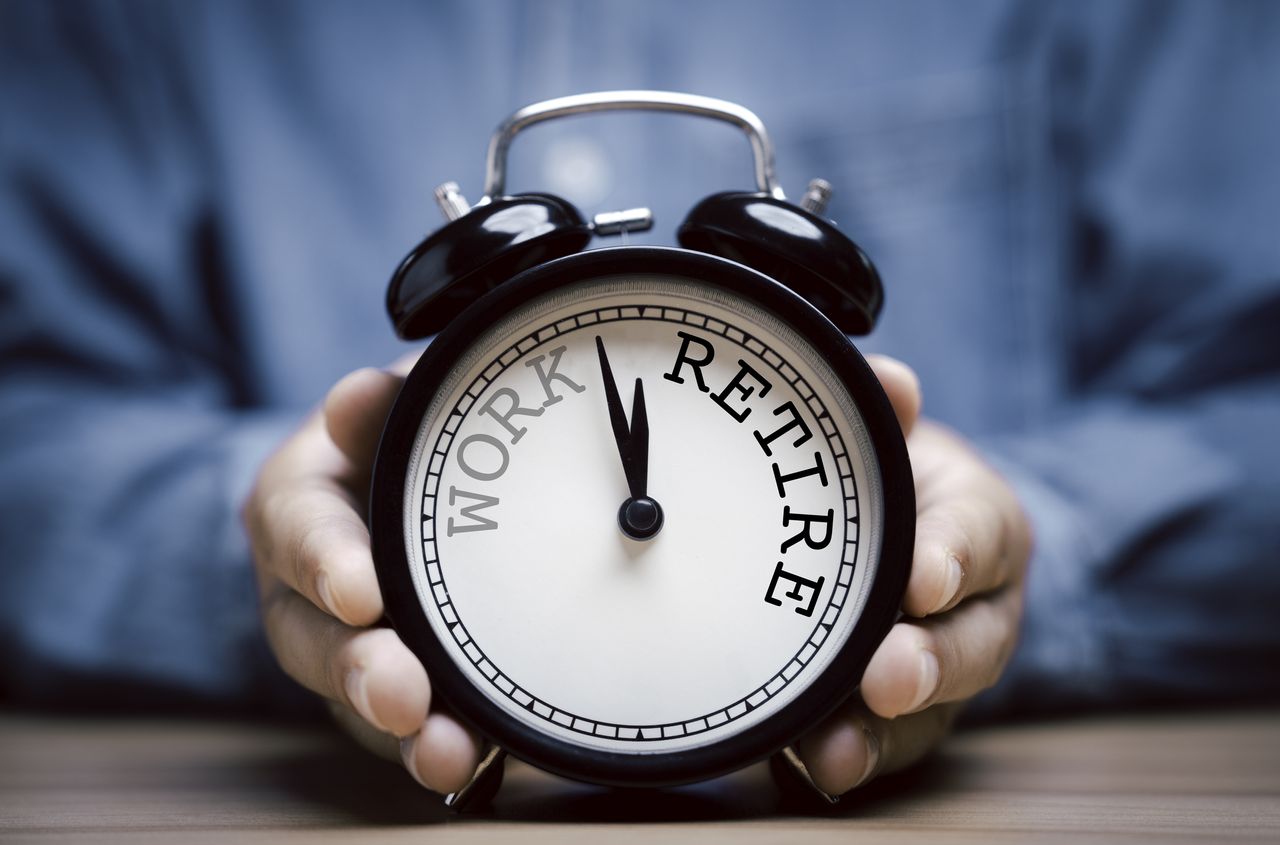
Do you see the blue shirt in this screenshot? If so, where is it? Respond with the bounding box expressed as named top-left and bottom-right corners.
top-left (1, 0), bottom-right (1277, 715)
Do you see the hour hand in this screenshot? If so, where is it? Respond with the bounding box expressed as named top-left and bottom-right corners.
top-left (629, 376), bottom-right (648, 498)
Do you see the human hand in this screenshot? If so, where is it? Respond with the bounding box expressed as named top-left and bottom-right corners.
top-left (243, 362), bottom-right (483, 794)
top-left (794, 355), bottom-right (1032, 797)
top-left (243, 353), bottom-right (1026, 799)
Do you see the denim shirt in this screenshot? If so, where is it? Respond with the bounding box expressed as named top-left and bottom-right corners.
top-left (1, 0), bottom-right (1277, 713)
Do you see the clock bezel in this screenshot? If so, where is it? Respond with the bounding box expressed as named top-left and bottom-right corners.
top-left (371, 246), bottom-right (914, 788)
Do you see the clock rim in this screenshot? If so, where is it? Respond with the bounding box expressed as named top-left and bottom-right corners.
top-left (370, 246), bottom-right (914, 788)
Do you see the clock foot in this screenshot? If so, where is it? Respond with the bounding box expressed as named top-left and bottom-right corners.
top-left (770, 746), bottom-right (840, 806)
top-left (444, 744), bottom-right (507, 812)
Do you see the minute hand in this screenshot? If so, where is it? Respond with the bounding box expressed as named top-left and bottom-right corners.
top-left (595, 336), bottom-right (648, 499)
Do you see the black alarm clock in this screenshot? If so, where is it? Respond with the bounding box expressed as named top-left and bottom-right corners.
top-left (370, 91), bottom-right (913, 804)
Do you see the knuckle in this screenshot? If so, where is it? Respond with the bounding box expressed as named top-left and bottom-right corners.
top-left (970, 597), bottom-right (1017, 688)
top-left (939, 506), bottom-right (978, 562)
top-left (290, 510), bottom-right (336, 597)
top-left (1007, 502), bottom-right (1035, 583)
top-left (269, 485), bottom-right (352, 589)
top-left (259, 585), bottom-right (292, 643)
top-left (942, 496), bottom-right (1003, 592)
top-left (260, 590), bottom-right (309, 677)
top-left (243, 473), bottom-right (289, 557)
top-left (327, 631), bottom-right (372, 703)
top-left (256, 485), bottom-right (299, 561)
top-left (964, 494), bottom-right (998, 549)
top-left (992, 594), bottom-right (1022, 672)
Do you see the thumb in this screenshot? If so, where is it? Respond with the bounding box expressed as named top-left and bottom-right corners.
top-left (324, 368), bottom-right (405, 475)
top-left (866, 354), bottom-right (922, 438)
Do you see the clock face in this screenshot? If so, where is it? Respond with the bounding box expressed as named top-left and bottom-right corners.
top-left (373, 248), bottom-right (911, 786)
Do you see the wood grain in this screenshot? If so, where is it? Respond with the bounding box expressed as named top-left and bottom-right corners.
top-left (1, 710), bottom-right (1277, 844)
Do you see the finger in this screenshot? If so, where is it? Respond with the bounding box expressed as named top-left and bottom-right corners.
top-left (906, 484), bottom-right (1012, 617)
top-left (389, 348), bottom-right (425, 377)
top-left (902, 430), bottom-right (1030, 617)
top-left (400, 712), bottom-right (484, 794)
top-left (328, 699), bottom-right (400, 762)
top-left (860, 587), bottom-right (1022, 719)
top-left (250, 477), bottom-right (384, 626)
top-left (261, 587), bottom-right (430, 736)
top-left (796, 702), bottom-right (960, 796)
top-left (324, 367), bottom-right (404, 477)
top-left (866, 354), bottom-right (922, 438)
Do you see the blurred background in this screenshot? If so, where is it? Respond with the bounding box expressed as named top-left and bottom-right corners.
top-left (1, 0), bottom-right (1277, 720)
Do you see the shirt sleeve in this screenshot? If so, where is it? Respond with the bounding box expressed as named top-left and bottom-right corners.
top-left (0, 4), bottom-right (306, 710)
top-left (971, 1), bottom-right (1280, 716)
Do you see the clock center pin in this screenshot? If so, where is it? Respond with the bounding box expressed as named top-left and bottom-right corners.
top-left (619, 495), bottom-right (664, 541)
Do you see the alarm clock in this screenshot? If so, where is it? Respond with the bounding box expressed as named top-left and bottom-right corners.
top-left (370, 92), bottom-right (914, 802)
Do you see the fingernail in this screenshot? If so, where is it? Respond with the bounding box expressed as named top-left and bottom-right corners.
top-left (852, 726), bottom-right (881, 789)
top-left (316, 572), bottom-right (341, 617)
top-left (906, 649), bottom-right (940, 714)
top-left (400, 734), bottom-right (429, 789)
top-left (344, 668), bottom-right (388, 733)
top-left (932, 553), bottom-right (964, 613)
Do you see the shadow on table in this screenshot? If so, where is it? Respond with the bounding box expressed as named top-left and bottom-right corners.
top-left (264, 733), bottom-right (953, 826)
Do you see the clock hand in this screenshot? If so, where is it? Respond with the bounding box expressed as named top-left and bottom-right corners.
top-left (595, 336), bottom-right (663, 540)
top-left (595, 336), bottom-right (642, 498)
top-left (629, 376), bottom-right (648, 498)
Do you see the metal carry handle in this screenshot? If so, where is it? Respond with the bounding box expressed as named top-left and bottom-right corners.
top-left (479, 90), bottom-right (786, 203)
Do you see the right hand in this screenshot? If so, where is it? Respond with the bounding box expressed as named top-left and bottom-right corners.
top-left (242, 363), bottom-right (483, 794)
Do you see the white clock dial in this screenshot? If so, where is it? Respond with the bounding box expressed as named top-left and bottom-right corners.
top-left (402, 275), bottom-right (883, 754)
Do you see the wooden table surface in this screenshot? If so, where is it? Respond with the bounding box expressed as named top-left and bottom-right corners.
top-left (1, 710), bottom-right (1278, 844)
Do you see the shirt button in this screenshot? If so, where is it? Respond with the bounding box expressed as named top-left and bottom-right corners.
top-left (543, 136), bottom-right (613, 207)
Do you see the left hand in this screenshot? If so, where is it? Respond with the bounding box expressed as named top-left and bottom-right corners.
top-left (794, 355), bottom-right (1033, 796)
top-left (243, 354), bottom-right (484, 795)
